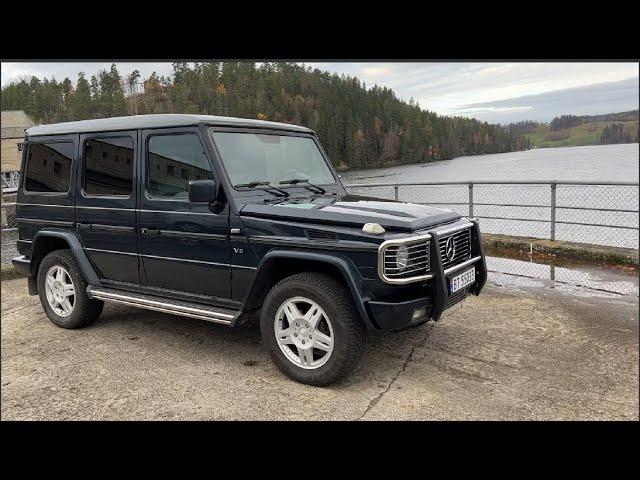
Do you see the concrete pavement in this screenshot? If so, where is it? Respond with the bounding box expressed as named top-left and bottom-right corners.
top-left (1, 276), bottom-right (637, 420)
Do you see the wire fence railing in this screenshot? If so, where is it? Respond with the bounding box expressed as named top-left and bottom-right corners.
top-left (1, 198), bottom-right (19, 266)
top-left (2, 182), bottom-right (639, 295)
top-left (345, 180), bottom-right (639, 250)
top-left (2, 202), bottom-right (17, 229)
top-left (1, 172), bottom-right (20, 193)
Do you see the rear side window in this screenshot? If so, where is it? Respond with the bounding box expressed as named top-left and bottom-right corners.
top-left (25, 142), bottom-right (74, 193)
top-left (147, 133), bottom-right (214, 199)
top-left (84, 137), bottom-right (134, 196)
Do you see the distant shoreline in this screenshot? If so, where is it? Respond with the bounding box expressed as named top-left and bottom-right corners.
top-left (340, 142), bottom-right (640, 176)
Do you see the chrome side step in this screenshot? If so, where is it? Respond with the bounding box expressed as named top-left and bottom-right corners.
top-left (87, 286), bottom-right (238, 325)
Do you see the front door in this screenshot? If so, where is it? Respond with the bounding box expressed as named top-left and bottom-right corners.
top-left (138, 128), bottom-right (231, 299)
top-left (75, 130), bottom-right (140, 284)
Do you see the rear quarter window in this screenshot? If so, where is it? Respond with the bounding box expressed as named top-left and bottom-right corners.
top-left (24, 142), bottom-right (74, 193)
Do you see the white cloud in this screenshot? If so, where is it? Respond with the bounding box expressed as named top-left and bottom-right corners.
top-left (459, 77), bottom-right (639, 123)
top-left (360, 66), bottom-right (394, 76)
top-left (1, 62), bottom-right (175, 85)
top-left (458, 106), bottom-right (534, 114)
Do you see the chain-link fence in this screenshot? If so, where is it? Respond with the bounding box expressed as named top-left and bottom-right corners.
top-left (1, 200), bottom-right (19, 267)
top-left (346, 181), bottom-right (640, 249)
top-left (345, 180), bottom-right (639, 296)
top-left (2, 181), bottom-right (639, 295)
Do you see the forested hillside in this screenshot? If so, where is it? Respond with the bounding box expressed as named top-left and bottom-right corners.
top-left (550, 110), bottom-right (639, 131)
top-left (521, 110), bottom-right (639, 148)
top-left (1, 62), bottom-right (528, 170)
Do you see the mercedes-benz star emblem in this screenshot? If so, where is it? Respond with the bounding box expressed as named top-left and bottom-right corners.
top-left (445, 237), bottom-right (456, 261)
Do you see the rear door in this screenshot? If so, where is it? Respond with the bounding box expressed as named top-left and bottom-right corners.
top-left (75, 130), bottom-right (140, 284)
top-left (138, 127), bottom-right (231, 299)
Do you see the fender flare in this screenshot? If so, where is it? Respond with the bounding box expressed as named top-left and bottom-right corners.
top-left (31, 229), bottom-right (100, 286)
top-left (243, 249), bottom-right (376, 329)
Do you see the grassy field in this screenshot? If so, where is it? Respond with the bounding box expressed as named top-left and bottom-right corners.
top-left (525, 120), bottom-right (639, 148)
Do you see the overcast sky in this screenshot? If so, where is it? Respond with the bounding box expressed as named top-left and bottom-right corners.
top-left (1, 62), bottom-right (638, 124)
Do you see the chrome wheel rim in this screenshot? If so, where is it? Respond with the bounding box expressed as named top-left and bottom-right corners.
top-left (274, 296), bottom-right (334, 370)
top-left (44, 265), bottom-right (75, 317)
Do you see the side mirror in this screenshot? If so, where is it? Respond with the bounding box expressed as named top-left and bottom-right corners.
top-left (188, 179), bottom-right (218, 203)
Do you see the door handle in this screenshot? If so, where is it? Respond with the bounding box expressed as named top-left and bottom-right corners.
top-left (141, 227), bottom-right (161, 236)
top-left (77, 222), bottom-right (92, 230)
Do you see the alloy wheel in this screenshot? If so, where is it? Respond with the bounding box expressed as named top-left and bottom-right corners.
top-left (44, 265), bottom-right (76, 317)
top-left (274, 296), bottom-right (334, 369)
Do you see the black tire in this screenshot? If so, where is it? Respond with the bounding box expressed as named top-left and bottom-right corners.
top-left (37, 249), bottom-right (104, 329)
top-left (260, 272), bottom-right (365, 386)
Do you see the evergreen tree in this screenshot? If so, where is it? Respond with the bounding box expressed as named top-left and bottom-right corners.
top-left (69, 73), bottom-right (92, 120)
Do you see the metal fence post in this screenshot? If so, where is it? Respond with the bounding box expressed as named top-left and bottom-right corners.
top-left (0, 208), bottom-right (4, 231)
top-left (550, 182), bottom-right (557, 241)
top-left (0, 181), bottom-right (4, 227)
top-left (468, 182), bottom-right (474, 218)
top-left (394, 183), bottom-right (399, 201)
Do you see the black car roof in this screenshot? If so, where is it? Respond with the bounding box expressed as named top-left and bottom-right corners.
top-left (25, 114), bottom-right (313, 137)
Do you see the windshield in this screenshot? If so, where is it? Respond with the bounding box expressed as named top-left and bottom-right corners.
top-left (211, 131), bottom-right (337, 188)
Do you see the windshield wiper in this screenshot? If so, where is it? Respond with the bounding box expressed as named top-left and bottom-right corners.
top-left (279, 178), bottom-right (326, 194)
top-left (234, 181), bottom-right (289, 197)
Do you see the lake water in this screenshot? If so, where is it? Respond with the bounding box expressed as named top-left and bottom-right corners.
top-left (342, 144), bottom-right (639, 249)
top-left (342, 144), bottom-right (639, 184)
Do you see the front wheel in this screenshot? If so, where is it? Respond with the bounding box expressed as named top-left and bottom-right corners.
top-left (260, 273), bottom-right (365, 386)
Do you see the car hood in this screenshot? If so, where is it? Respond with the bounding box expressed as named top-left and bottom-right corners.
top-left (239, 194), bottom-right (461, 232)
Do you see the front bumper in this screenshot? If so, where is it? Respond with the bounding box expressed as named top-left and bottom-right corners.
top-left (366, 296), bottom-right (433, 330)
top-left (364, 220), bottom-right (487, 330)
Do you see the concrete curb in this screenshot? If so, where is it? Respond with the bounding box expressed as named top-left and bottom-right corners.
top-left (482, 234), bottom-right (639, 267)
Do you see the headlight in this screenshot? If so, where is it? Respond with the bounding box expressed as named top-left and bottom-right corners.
top-left (379, 234), bottom-right (432, 284)
top-left (396, 245), bottom-right (409, 271)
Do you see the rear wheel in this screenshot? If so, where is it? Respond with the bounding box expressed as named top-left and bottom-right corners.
top-left (260, 272), bottom-right (365, 386)
top-left (37, 250), bottom-right (103, 329)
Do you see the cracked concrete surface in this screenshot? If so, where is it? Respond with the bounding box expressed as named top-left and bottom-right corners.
top-left (357, 323), bottom-right (436, 420)
top-left (1, 276), bottom-right (638, 420)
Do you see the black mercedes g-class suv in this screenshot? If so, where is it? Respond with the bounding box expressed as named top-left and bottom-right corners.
top-left (12, 114), bottom-right (486, 386)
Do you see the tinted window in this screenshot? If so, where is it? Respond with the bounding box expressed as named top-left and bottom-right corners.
top-left (25, 142), bottom-right (73, 193)
top-left (147, 134), bottom-right (214, 199)
top-left (84, 137), bottom-right (134, 196)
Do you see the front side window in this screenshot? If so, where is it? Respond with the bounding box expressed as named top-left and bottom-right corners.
top-left (211, 132), bottom-right (336, 188)
top-left (25, 142), bottom-right (73, 193)
top-left (147, 133), bottom-right (214, 199)
top-left (84, 137), bottom-right (134, 196)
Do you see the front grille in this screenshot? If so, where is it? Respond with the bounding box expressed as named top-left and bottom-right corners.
top-left (383, 237), bottom-right (430, 280)
top-left (444, 286), bottom-right (472, 309)
top-left (439, 227), bottom-right (472, 269)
